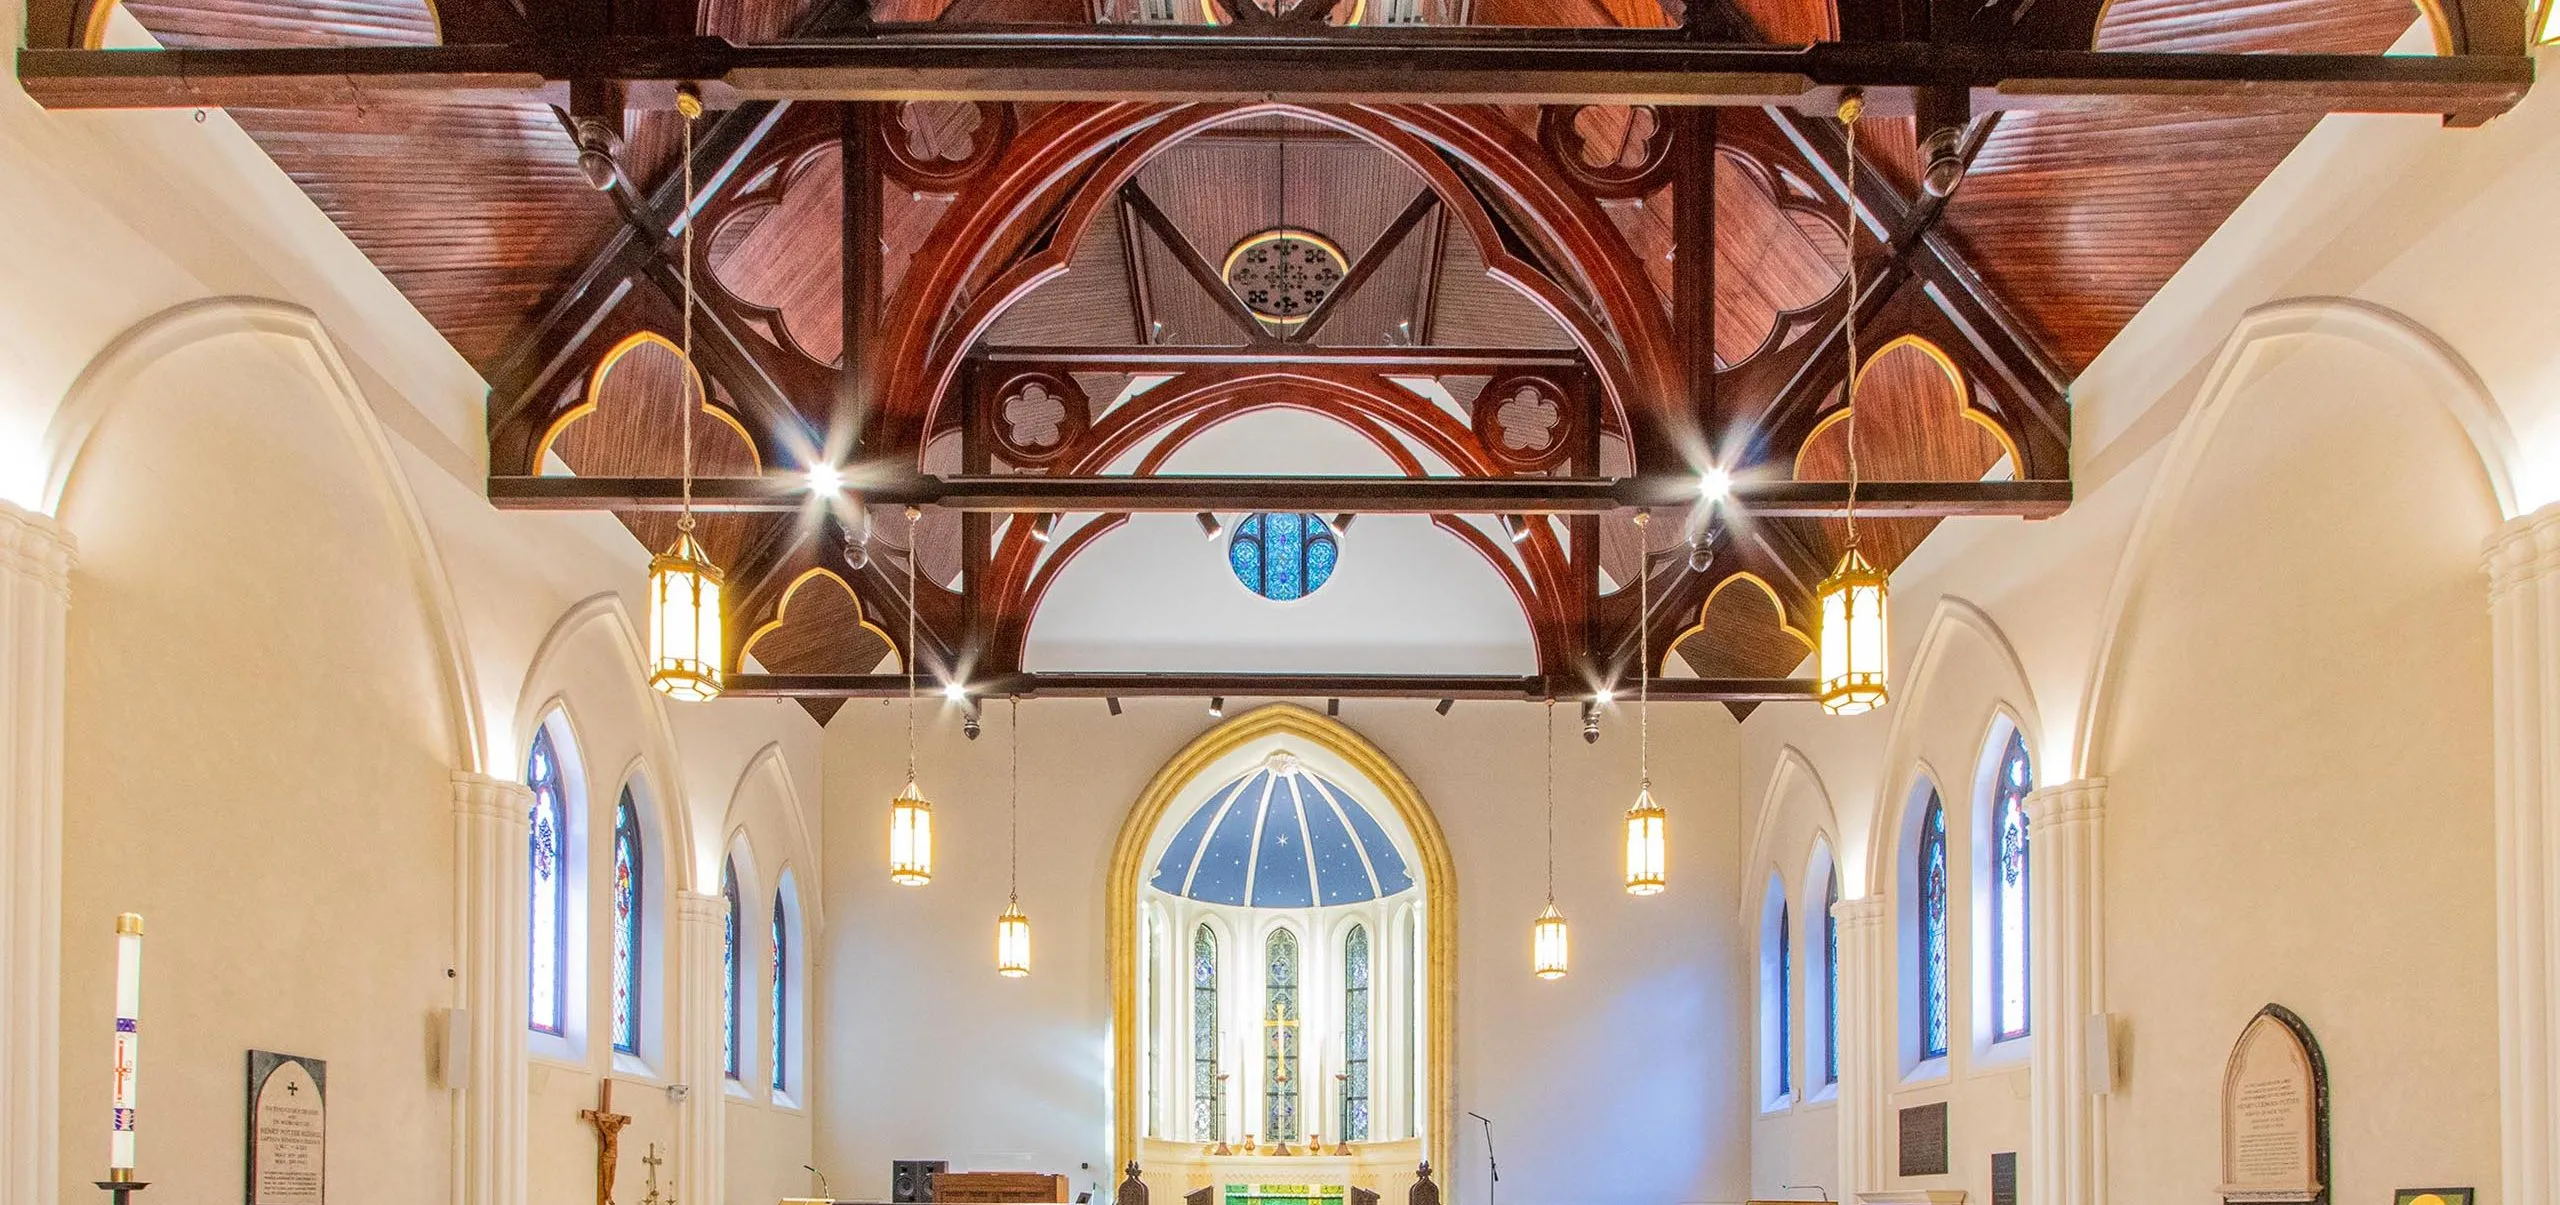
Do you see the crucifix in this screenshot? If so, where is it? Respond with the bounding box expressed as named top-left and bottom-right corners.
top-left (640, 1142), bottom-right (673, 1205)
top-left (580, 1078), bottom-right (635, 1205)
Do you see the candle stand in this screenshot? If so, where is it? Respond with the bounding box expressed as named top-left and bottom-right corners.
top-left (93, 1172), bottom-right (149, 1204)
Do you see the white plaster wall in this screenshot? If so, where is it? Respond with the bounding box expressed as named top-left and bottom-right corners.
top-left (815, 697), bottom-right (1748, 1205)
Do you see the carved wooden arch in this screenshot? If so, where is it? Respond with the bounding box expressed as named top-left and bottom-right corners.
top-left (872, 101), bottom-right (1675, 468)
top-left (535, 329), bottom-right (764, 472)
top-left (1793, 333), bottom-right (2026, 476)
top-left (982, 373), bottom-right (1566, 671)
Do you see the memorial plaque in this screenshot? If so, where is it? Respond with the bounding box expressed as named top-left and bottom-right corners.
top-left (2219, 1005), bottom-right (2327, 1204)
top-left (1991, 1151), bottom-right (2018, 1205)
top-left (1897, 1101), bottom-right (1949, 1177)
top-left (245, 1050), bottom-right (326, 1205)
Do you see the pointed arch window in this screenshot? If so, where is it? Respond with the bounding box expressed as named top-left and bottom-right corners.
top-left (610, 790), bottom-right (643, 1055)
top-left (1919, 792), bottom-right (1951, 1061)
top-left (1778, 898), bottom-right (1794, 1097)
top-left (1191, 925), bottom-right (1221, 1141)
top-left (721, 857), bottom-right (741, 1081)
top-left (770, 891), bottom-right (788, 1093)
top-left (1341, 925), bottom-right (1372, 1141)
top-left (527, 729), bottom-right (569, 1038)
top-left (1263, 928), bottom-right (1302, 1142)
top-left (1823, 867), bottom-right (1841, 1086)
top-left (1990, 729), bottom-right (2033, 1042)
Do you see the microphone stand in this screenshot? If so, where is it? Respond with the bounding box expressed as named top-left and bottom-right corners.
top-left (1466, 1112), bottom-right (1498, 1205)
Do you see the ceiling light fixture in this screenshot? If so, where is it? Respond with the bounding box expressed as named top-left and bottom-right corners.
top-left (1208, 697), bottom-right (1225, 719)
top-left (1106, 697), bottom-right (1123, 717)
top-left (1197, 512), bottom-right (1224, 541)
top-left (1029, 512), bottom-right (1059, 544)
top-left (1581, 699), bottom-right (1601, 745)
top-left (1502, 514), bottom-right (1533, 545)
top-left (996, 697), bottom-right (1031, 978)
top-left (889, 505), bottom-right (934, 887)
top-left (1435, 698), bottom-right (1455, 716)
top-left (1816, 91), bottom-right (1891, 718)
top-left (806, 461), bottom-right (845, 495)
top-left (1699, 466), bottom-right (1732, 504)
top-left (1625, 510), bottom-right (1667, 897)
top-left (944, 682), bottom-right (968, 704)
top-left (646, 84), bottom-right (726, 705)
top-left (1533, 698), bottom-right (1568, 980)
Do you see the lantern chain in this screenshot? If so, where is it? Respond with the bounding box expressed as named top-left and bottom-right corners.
top-left (1840, 91), bottom-right (1863, 550)
top-left (905, 506), bottom-right (920, 784)
top-left (678, 86), bottom-right (701, 537)
top-left (1544, 697), bottom-right (1556, 904)
top-left (1009, 696), bottom-right (1021, 906)
top-left (1635, 511), bottom-right (1651, 792)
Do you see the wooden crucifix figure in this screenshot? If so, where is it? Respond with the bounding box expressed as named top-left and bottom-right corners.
top-left (581, 1077), bottom-right (636, 1205)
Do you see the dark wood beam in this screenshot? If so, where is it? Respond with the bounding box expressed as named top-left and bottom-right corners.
top-left (1290, 189), bottom-right (1439, 343)
top-left (723, 670), bottom-right (1819, 701)
top-left (1120, 180), bottom-right (1274, 342)
top-left (976, 345), bottom-right (1583, 370)
top-left (19, 37), bottom-right (2531, 123)
top-left (486, 472), bottom-right (2072, 515)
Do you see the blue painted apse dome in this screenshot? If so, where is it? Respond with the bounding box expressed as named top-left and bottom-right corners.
top-left (1148, 753), bottom-right (1414, 908)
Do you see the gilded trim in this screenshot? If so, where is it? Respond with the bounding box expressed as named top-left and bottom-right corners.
top-left (1107, 703), bottom-right (1455, 1184)
top-left (1794, 333), bottom-right (2025, 480)
top-left (738, 566), bottom-right (900, 670)
top-left (533, 331), bottom-right (764, 474)
top-left (1669, 570), bottom-right (1815, 672)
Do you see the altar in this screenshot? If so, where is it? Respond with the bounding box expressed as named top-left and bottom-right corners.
top-left (1140, 1136), bottom-right (1425, 1202)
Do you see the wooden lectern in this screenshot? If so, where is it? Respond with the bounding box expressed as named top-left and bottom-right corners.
top-left (931, 1171), bottom-right (1071, 1203)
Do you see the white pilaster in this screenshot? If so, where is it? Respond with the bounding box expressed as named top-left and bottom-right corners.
top-left (453, 772), bottom-right (531, 1205)
top-left (676, 889), bottom-right (728, 1204)
top-left (1834, 894), bottom-right (1891, 1197)
top-left (2026, 778), bottom-right (2107, 1205)
top-left (2487, 503), bottom-right (2560, 1205)
top-left (0, 502), bottom-right (71, 1205)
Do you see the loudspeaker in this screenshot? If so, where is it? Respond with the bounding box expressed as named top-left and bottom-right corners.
top-left (892, 1159), bottom-right (948, 1203)
top-left (2085, 1013), bottom-right (2121, 1095)
top-left (437, 1007), bottom-right (471, 1091)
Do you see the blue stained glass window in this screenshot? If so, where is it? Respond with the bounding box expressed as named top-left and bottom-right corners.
top-left (771, 892), bottom-right (787, 1092)
top-left (1919, 793), bottom-right (1950, 1061)
top-left (1991, 729), bottom-right (2033, 1043)
top-left (1342, 925), bottom-right (1371, 1142)
top-left (1777, 899), bottom-right (1793, 1097)
top-left (1227, 513), bottom-right (1341, 602)
top-left (1192, 925), bottom-right (1221, 1141)
top-left (610, 791), bottom-right (642, 1055)
top-left (1823, 867), bottom-right (1841, 1086)
top-left (1264, 928), bottom-right (1301, 1142)
top-left (722, 858), bottom-right (741, 1080)
top-left (527, 730), bottom-right (568, 1038)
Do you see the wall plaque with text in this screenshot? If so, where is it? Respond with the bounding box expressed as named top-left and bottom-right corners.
top-left (1898, 1101), bottom-right (1950, 1177)
top-left (2219, 1005), bottom-right (2327, 1204)
top-left (1991, 1151), bottom-right (2019, 1205)
top-left (246, 1051), bottom-right (326, 1205)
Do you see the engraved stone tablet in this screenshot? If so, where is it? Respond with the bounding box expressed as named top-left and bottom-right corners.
top-left (2220, 1007), bottom-right (2325, 1203)
top-left (247, 1050), bottom-right (326, 1205)
top-left (1991, 1152), bottom-right (2018, 1205)
top-left (1898, 1101), bottom-right (1950, 1177)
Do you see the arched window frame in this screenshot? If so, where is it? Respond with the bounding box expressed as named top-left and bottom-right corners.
top-left (609, 788), bottom-right (644, 1057)
top-left (524, 711), bottom-right (589, 1060)
top-left (1261, 924), bottom-right (1304, 1142)
top-left (1758, 872), bottom-right (1794, 1111)
top-left (1190, 921), bottom-right (1224, 1142)
top-left (721, 855), bottom-right (742, 1083)
top-left (1915, 789), bottom-right (1952, 1064)
top-left (770, 879), bottom-right (791, 1100)
top-left (1975, 722), bottom-right (2033, 1050)
top-left (1801, 838), bottom-right (1841, 1097)
top-left (1340, 922), bottom-right (1372, 1141)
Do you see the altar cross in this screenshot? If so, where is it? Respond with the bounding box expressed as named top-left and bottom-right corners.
top-left (581, 1077), bottom-right (635, 1205)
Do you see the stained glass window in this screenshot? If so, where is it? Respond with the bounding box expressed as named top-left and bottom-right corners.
top-left (1991, 729), bottom-right (2033, 1043)
top-left (1228, 513), bottom-right (1341, 602)
top-left (1777, 898), bottom-right (1793, 1097)
top-left (527, 729), bottom-right (568, 1038)
top-left (1192, 925), bottom-right (1221, 1141)
top-left (722, 858), bottom-right (741, 1081)
top-left (610, 791), bottom-right (642, 1056)
top-left (1145, 911), bottom-right (1161, 1134)
top-left (771, 891), bottom-right (788, 1092)
top-left (1823, 866), bottom-right (1841, 1086)
top-left (1264, 928), bottom-right (1301, 1142)
top-left (1341, 925), bottom-right (1371, 1142)
top-left (1919, 792), bottom-right (1950, 1061)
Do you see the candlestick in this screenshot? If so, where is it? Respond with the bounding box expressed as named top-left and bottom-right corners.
top-left (111, 913), bottom-right (142, 1174)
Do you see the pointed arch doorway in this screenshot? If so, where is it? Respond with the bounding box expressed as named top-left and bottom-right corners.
top-left (1109, 703), bottom-right (1456, 1194)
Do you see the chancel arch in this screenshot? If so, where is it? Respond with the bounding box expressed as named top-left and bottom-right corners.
top-left (1109, 703), bottom-right (1455, 1192)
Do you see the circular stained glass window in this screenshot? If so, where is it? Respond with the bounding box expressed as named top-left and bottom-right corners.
top-left (1222, 229), bottom-right (1347, 325)
top-left (1228, 513), bottom-right (1340, 601)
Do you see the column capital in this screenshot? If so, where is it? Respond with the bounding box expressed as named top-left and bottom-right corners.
top-left (676, 890), bottom-right (726, 924)
top-left (1833, 894), bottom-right (1889, 929)
top-left (2487, 502), bottom-right (2560, 600)
top-left (0, 500), bottom-right (74, 598)
top-left (451, 771), bottom-right (533, 824)
top-left (2026, 777), bottom-right (2107, 832)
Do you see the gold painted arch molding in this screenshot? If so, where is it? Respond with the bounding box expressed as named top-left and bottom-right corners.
top-left (1106, 702), bottom-right (1457, 1184)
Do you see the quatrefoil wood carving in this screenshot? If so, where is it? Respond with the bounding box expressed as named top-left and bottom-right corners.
top-left (879, 101), bottom-right (1011, 193)
top-left (1473, 374), bottom-right (1576, 472)
top-left (986, 372), bottom-right (1089, 467)
top-left (1538, 105), bottom-right (1678, 199)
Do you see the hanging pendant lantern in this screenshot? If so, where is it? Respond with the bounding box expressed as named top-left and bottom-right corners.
top-left (889, 780), bottom-right (934, 886)
top-left (1531, 901), bottom-right (1569, 980)
top-left (1623, 787), bottom-right (1667, 896)
top-left (997, 900), bottom-right (1032, 978)
top-left (1816, 547), bottom-right (1890, 715)
top-left (647, 529), bottom-right (725, 701)
top-left (646, 85), bottom-right (727, 703)
top-left (1816, 92), bottom-right (1891, 718)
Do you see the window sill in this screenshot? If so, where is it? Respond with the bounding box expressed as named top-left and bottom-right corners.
top-left (1757, 1095), bottom-right (1796, 1119)
top-left (1899, 1056), bottom-right (1951, 1089)
top-left (770, 1089), bottom-right (804, 1114)
top-left (724, 1079), bottom-right (755, 1102)
top-left (610, 1052), bottom-right (664, 1084)
top-left (1802, 1082), bottom-right (1840, 1107)
top-left (1971, 1033), bottom-right (2032, 1073)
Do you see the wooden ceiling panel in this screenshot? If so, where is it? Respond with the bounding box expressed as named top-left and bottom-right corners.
top-left (1675, 573), bottom-right (1811, 679)
top-left (545, 335), bottom-right (773, 570)
top-left (1712, 147), bottom-right (1843, 367)
top-left (1790, 337), bottom-right (2006, 571)
top-left (708, 142), bottom-right (847, 366)
top-left (1427, 222), bottom-right (1577, 349)
top-left (699, 0), bottom-right (819, 40)
top-left (1935, 0), bottom-right (2420, 371)
top-left (741, 568), bottom-right (894, 724)
top-left (985, 198), bottom-right (1141, 344)
top-left (118, 0), bottom-right (435, 46)
top-left (1724, 0), bottom-right (1830, 41)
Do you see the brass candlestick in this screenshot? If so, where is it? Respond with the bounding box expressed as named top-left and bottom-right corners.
top-left (93, 1172), bottom-right (149, 1205)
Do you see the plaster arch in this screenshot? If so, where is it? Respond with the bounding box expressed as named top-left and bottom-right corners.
top-left (2070, 296), bottom-right (2517, 778)
top-left (1743, 745), bottom-right (1843, 920)
top-left (1859, 595), bottom-right (2044, 887)
top-left (46, 295), bottom-right (485, 773)
top-left (514, 592), bottom-right (701, 892)
top-left (723, 742), bottom-right (823, 935)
